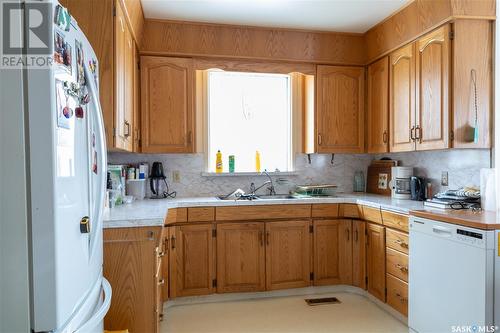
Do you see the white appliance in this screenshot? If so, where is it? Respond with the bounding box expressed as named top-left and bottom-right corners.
top-left (22, 2), bottom-right (111, 332)
top-left (390, 166), bottom-right (413, 199)
top-left (409, 216), bottom-right (499, 333)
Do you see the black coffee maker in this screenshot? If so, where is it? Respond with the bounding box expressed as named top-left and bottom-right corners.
top-left (410, 176), bottom-right (426, 201)
top-left (150, 162), bottom-right (176, 199)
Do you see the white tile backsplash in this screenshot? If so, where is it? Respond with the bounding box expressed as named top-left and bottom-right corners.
top-left (108, 149), bottom-right (490, 198)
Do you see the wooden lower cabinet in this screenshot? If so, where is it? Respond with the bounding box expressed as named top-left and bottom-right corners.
top-left (313, 219), bottom-right (352, 285)
top-left (352, 220), bottom-right (366, 289)
top-left (386, 274), bottom-right (408, 316)
top-left (169, 224), bottom-right (216, 298)
top-left (366, 223), bottom-right (386, 302)
top-left (216, 223), bottom-right (266, 293)
top-left (265, 220), bottom-right (311, 290)
top-left (103, 226), bottom-right (164, 333)
top-left (385, 227), bottom-right (410, 316)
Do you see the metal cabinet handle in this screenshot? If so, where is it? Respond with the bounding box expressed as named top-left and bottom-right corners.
top-left (395, 239), bottom-right (409, 248)
top-left (259, 231), bottom-right (264, 247)
top-left (318, 133), bottom-right (322, 145)
top-left (395, 292), bottom-right (408, 303)
top-left (415, 125), bottom-right (421, 141)
top-left (346, 228), bottom-right (350, 241)
top-left (171, 235), bottom-right (176, 249)
top-left (410, 126), bottom-right (416, 141)
top-left (396, 263), bottom-right (408, 272)
top-left (158, 279), bottom-right (165, 286)
top-left (266, 231), bottom-right (270, 246)
top-left (383, 130), bottom-right (388, 143)
top-left (124, 120), bottom-right (131, 138)
top-left (354, 229), bottom-right (358, 242)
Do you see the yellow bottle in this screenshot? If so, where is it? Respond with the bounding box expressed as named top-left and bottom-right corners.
top-left (255, 150), bottom-right (261, 173)
top-left (216, 150), bottom-right (223, 173)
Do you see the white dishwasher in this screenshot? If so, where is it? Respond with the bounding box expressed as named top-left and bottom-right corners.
top-left (409, 216), bottom-right (497, 333)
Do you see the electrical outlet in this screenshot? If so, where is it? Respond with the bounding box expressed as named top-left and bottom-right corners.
top-left (441, 171), bottom-right (449, 186)
top-left (172, 170), bottom-right (181, 183)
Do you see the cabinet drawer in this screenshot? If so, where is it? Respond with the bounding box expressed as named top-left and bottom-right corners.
top-left (386, 274), bottom-right (408, 316)
top-left (165, 208), bottom-right (188, 224)
top-left (339, 204), bottom-right (361, 218)
top-left (362, 206), bottom-right (382, 224)
top-left (386, 248), bottom-right (408, 282)
top-left (312, 204), bottom-right (339, 218)
top-left (381, 210), bottom-right (409, 232)
top-left (216, 205), bottom-right (311, 221)
top-left (188, 207), bottom-right (215, 222)
top-left (386, 229), bottom-right (409, 254)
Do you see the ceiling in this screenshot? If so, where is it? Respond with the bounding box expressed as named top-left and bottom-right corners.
top-left (140, 0), bottom-right (410, 33)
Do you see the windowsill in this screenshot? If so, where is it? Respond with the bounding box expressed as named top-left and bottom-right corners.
top-left (201, 171), bottom-right (298, 177)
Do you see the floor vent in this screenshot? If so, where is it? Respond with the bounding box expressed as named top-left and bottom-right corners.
top-left (305, 297), bottom-right (341, 306)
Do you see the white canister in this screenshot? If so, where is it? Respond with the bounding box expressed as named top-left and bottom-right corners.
top-left (126, 179), bottom-right (146, 200)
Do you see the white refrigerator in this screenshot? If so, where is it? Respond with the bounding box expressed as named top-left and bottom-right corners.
top-left (22, 2), bottom-right (111, 332)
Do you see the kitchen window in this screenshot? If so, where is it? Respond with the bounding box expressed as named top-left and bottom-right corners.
top-left (206, 71), bottom-right (293, 173)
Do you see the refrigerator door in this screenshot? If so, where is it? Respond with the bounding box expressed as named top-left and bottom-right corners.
top-left (27, 4), bottom-right (108, 331)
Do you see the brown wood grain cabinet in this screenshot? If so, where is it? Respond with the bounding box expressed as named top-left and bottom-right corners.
top-left (352, 220), bottom-right (366, 289)
top-left (64, 0), bottom-right (140, 152)
top-left (140, 56), bottom-right (195, 153)
top-left (366, 223), bottom-right (386, 302)
top-left (103, 227), bottom-right (164, 333)
top-left (367, 57), bottom-right (389, 153)
top-left (265, 221), bottom-right (311, 291)
top-left (169, 224), bottom-right (215, 297)
top-left (313, 219), bottom-right (352, 286)
top-left (216, 223), bottom-right (266, 293)
top-left (316, 66), bottom-right (365, 153)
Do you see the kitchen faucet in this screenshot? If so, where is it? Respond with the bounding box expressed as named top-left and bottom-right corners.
top-left (250, 171), bottom-right (276, 196)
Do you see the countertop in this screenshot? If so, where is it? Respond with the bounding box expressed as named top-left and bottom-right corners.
top-left (103, 193), bottom-right (426, 228)
top-left (410, 208), bottom-right (500, 230)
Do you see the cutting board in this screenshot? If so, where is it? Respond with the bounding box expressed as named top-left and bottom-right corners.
top-left (366, 160), bottom-right (398, 196)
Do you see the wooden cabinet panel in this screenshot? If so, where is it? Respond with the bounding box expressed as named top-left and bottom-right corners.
top-left (362, 206), bottom-right (383, 224)
top-left (316, 66), bottom-right (364, 153)
top-left (352, 220), bottom-right (366, 289)
top-left (160, 228), bottom-right (169, 302)
top-left (165, 208), bottom-right (188, 225)
top-left (389, 43), bottom-right (416, 152)
top-left (313, 220), bottom-right (352, 286)
top-left (103, 227), bottom-right (161, 333)
top-left (170, 224), bottom-right (215, 297)
top-left (415, 24), bottom-right (450, 151)
top-left (366, 223), bottom-right (386, 302)
top-left (386, 274), bottom-right (408, 316)
top-left (367, 57), bottom-right (389, 153)
top-left (217, 223), bottom-right (266, 293)
top-left (312, 204), bottom-right (339, 218)
top-left (381, 210), bottom-right (409, 232)
top-left (339, 204), bottom-right (362, 219)
top-left (265, 221), bottom-right (311, 290)
top-left (141, 56), bottom-right (194, 153)
top-left (386, 248), bottom-right (409, 282)
top-left (216, 205), bottom-right (311, 221)
top-left (188, 207), bottom-right (215, 222)
top-left (386, 228), bottom-right (409, 255)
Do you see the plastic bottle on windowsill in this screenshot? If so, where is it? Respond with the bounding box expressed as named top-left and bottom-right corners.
top-left (255, 151), bottom-right (261, 173)
top-left (216, 150), bottom-right (223, 173)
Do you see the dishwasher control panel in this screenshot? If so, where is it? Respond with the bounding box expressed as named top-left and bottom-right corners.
top-left (456, 229), bottom-right (484, 245)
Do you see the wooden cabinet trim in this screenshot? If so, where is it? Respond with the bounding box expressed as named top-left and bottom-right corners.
top-left (188, 207), bottom-right (215, 222)
top-left (362, 206), bottom-right (383, 224)
top-left (215, 205), bottom-right (311, 221)
top-left (312, 204), bottom-right (339, 218)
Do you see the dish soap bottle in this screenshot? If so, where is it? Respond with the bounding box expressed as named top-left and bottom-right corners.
top-left (216, 150), bottom-right (223, 173)
top-left (255, 151), bottom-right (261, 173)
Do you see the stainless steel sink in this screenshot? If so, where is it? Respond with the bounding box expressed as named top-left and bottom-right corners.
top-left (256, 194), bottom-right (297, 200)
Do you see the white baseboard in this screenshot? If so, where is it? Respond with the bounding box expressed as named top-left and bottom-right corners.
top-left (163, 285), bottom-right (408, 326)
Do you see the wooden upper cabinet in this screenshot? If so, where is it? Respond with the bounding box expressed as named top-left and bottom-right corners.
top-left (313, 219), bottom-right (352, 286)
top-left (216, 223), bottom-right (266, 293)
top-left (141, 56), bottom-right (194, 153)
top-left (415, 24), bottom-right (451, 151)
top-left (367, 57), bottom-right (389, 153)
top-left (389, 43), bottom-right (416, 152)
top-left (169, 224), bottom-right (215, 298)
top-left (265, 221), bottom-right (311, 291)
top-left (316, 66), bottom-right (365, 153)
top-left (366, 223), bottom-right (386, 302)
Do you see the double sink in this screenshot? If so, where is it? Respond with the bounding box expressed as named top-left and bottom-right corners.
top-left (216, 194), bottom-right (321, 201)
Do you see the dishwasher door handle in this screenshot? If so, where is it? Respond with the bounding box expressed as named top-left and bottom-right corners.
top-left (432, 226), bottom-right (453, 236)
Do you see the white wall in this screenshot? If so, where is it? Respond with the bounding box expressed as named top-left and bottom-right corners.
top-left (0, 0), bottom-right (31, 330)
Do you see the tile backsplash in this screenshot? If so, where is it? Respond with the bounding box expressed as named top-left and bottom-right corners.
top-left (109, 149), bottom-right (491, 198)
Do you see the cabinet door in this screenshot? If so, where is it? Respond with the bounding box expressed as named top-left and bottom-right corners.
top-left (389, 43), bottom-right (416, 152)
top-left (170, 224), bottom-right (215, 297)
top-left (114, 3), bottom-right (133, 151)
top-left (415, 24), bottom-right (450, 151)
top-left (132, 42), bottom-right (141, 152)
top-left (141, 56), bottom-right (194, 153)
top-left (352, 220), bottom-right (366, 289)
top-left (313, 219), bottom-right (352, 286)
top-left (316, 66), bottom-right (364, 153)
top-left (366, 223), bottom-right (386, 302)
top-left (217, 223), bottom-right (266, 293)
top-left (367, 57), bottom-right (389, 153)
top-left (103, 227), bottom-right (160, 333)
top-left (265, 221), bottom-right (311, 290)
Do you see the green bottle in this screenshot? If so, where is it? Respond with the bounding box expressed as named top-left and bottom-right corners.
top-left (228, 155), bottom-right (235, 173)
